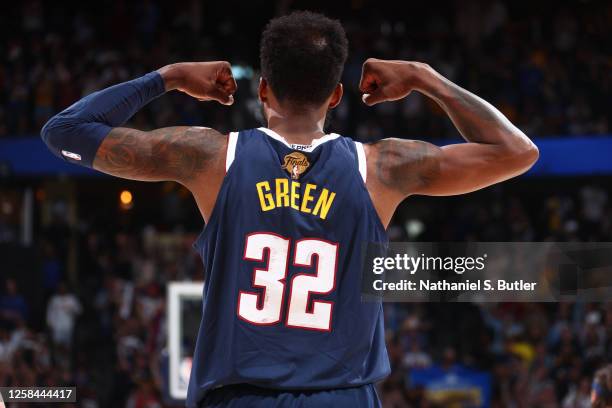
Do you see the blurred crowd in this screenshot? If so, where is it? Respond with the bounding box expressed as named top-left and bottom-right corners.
top-left (0, 0), bottom-right (611, 140)
top-left (1, 179), bottom-right (611, 407)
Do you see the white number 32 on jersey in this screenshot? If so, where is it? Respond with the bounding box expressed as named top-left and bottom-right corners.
top-left (237, 232), bottom-right (338, 331)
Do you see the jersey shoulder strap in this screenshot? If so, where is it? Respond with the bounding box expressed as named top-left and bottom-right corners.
top-left (353, 140), bottom-right (367, 182)
top-left (224, 128), bottom-right (262, 172)
top-left (225, 131), bottom-right (239, 172)
top-left (337, 136), bottom-right (367, 183)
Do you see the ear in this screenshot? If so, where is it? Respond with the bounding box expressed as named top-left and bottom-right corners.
top-left (328, 83), bottom-right (343, 109)
top-left (258, 77), bottom-right (268, 103)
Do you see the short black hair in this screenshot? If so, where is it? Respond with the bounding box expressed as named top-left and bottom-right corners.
top-left (260, 11), bottom-right (348, 108)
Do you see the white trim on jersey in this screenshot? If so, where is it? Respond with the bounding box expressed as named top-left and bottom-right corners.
top-left (258, 127), bottom-right (341, 153)
top-left (225, 131), bottom-right (239, 172)
top-left (355, 141), bottom-right (367, 183)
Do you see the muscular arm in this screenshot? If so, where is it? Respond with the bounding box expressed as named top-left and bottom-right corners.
top-left (93, 126), bottom-right (226, 185)
top-left (94, 126), bottom-right (227, 219)
top-left (411, 67), bottom-right (537, 195)
top-left (360, 60), bottom-right (538, 222)
top-left (41, 61), bottom-right (236, 217)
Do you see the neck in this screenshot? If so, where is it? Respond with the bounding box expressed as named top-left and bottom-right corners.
top-left (266, 109), bottom-right (327, 145)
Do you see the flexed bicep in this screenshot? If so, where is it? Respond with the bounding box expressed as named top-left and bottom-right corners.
top-left (41, 62), bottom-right (236, 179)
top-left (368, 138), bottom-right (538, 200)
top-left (94, 126), bottom-right (226, 184)
top-left (414, 142), bottom-right (537, 196)
top-left (365, 136), bottom-right (538, 228)
top-left (360, 58), bottom-right (538, 216)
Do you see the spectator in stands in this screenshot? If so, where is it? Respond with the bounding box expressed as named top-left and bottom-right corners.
top-left (591, 365), bottom-right (612, 408)
top-left (0, 279), bottom-right (28, 326)
top-left (562, 376), bottom-right (592, 408)
top-left (46, 282), bottom-right (82, 348)
top-left (0, 327), bottom-right (15, 363)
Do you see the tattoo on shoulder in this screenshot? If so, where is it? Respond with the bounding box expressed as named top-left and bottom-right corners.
top-left (94, 126), bottom-right (226, 182)
top-left (373, 138), bottom-right (441, 195)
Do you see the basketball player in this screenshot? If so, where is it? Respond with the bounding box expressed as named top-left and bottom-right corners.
top-left (41, 11), bottom-right (538, 408)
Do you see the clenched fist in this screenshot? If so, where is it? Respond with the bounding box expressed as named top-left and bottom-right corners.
top-left (359, 58), bottom-right (434, 106)
top-left (159, 61), bottom-right (237, 105)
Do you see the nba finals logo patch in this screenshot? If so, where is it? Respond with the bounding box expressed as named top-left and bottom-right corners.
top-left (282, 152), bottom-right (310, 180)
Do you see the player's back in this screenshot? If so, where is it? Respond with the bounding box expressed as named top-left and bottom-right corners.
top-left (187, 128), bottom-right (390, 407)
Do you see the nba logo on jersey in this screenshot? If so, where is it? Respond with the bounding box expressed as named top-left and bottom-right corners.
top-left (281, 151), bottom-right (309, 179)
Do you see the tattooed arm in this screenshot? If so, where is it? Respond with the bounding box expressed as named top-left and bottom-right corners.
top-left (41, 62), bottom-right (236, 218)
top-left (359, 59), bottom-right (539, 226)
top-left (93, 126), bottom-right (227, 219)
top-left (92, 62), bottom-right (236, 184)
top-left (93, 126), bottom-right (226, 184)
top-left (92, 62), bottom-right (236, 186)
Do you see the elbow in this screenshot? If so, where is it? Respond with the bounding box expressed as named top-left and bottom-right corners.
top-left (40, 114), bottom-right (62, 152)
top-left (492, 131), bottom-right (540, 177)
top-left (527, 143), bottom-right (539, 166)
top-left (40, 113), bottom-right (79, 160)
top-left (40, 112), bottom-right (84, 163)
top-left (524, 139), bottom-right (539, 167)
top-left (521, 141), bottom-right (539, 169)
top-left (40, 112), bottom-right (110, 167)
top-left (41, 117), bottom-right (52, 144)
top-left (507, 139), bottom-right (539, 175)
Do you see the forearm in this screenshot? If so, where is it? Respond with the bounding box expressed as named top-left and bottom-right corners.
top-left (40, 71), bottom-right (167, 167)
top-left (416, 68), bottom-right (536, 153)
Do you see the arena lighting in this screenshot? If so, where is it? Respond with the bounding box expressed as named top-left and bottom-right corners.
top-left (1, 200), bottom-right (12, 215)
top-left (230, 65), bottom-right (254, 80)
top-left (119, 189), bottom-right (133, 209)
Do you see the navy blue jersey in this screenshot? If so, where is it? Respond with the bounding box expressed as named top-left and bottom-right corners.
top-left (187, 128), bottom-right (390, 407)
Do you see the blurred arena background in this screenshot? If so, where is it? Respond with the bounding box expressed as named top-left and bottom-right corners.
top-left (0, 0), bottom-right (610, 407)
